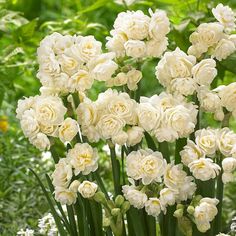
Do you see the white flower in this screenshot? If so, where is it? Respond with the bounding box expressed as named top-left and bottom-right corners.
top-left (155, 47), bottom-right (196, 89)
top-left (169, 77), bottom-right (197, 96)
top-left (213, 38), bottom-right (235, 61)
top-left (20, 110), bottom-right (40, 138)
top-left (126, 126), bottom-right (144, 147)
top-left (164, 164), bottom-right (196, 201)
top-left (34, 96), bottom-right (67, 126)
top-left (78, 181), bottom-right (98, 198)
top-left (96, 114), bottom-right (125, 140)
top-left (180, 140), bottom-right (205, 166)
top-left (222, 172), bottom-right (234, 184)
top-left (139, 150), bottom-right (167, 185)
top-left (58, 54), bottom-right (79, 75)
top-left (126, 69), bottom-right (142, 91)
top-left (16, 96), bottom-right (35, 119)
top-left (67, 143), bottom-right (98, 175)
top-left (159, 188), bottom-right (177, 206)
top-left (222, 157), bottom-right (236, 172)
top-left (217, 128), bottom-right (236, 156)
top-left (54, 187), bottom-right (77, 205)
top-left (194, 198), bottom-right (219, 233)
top-left (107, 91), bottom-right (136, 123)
top-left (68, 69), bottom-right (93, 92)
top-left (52, 158), bottom-right (73, 188)
top-left (164, 164), bottom-right (189, 190)
top-left (195, 128), bottom-right (217, 156)
top-left (122, 185), bottom-right (148, 209)
top-left (149, 9), bottom-right (170, 40)
top-left (192, 59), bottom-right (217, 86)
top-left (29, 133), bottom-right (50, 151)
top-left (126, 150), bottom-right (143, 180)
top-left (17, 228), bottom-right (34, 236)
top-left (77, 98), bottom-right (98, 127)
top-left (212, 3), bottom-right (236, 31)
top-left (114, 10), bottom-right (150, 40)
top-left (145, 198), bottom-right (164, 217)
top-left (164, 105), bottom-right (196, 137)
top-left (137, 102), bottom-right (162, 131)
top-left (197, 87), bottom-right (222, 119)
top-left (69, 180), bottom-right (81, 193)
top-left (219, 82), bottom-right (236, 116)
top-left (59, 118), bottom-right (78, 143)
top-left (74, 36), bottom-right (102, 63)
top-left (189, 158), bottom-right (221, 181)
top-left (146, 37), bottom-right (168, 58)
top-left (189, 23), bottom-right (224, 53)
top-left (38, 213), bottom-right (58, 236)
top-left (124, 40), bottom-right (146, 58)
top-left (88, 52), bottom-right (118, 81)
top-left (106, 31), bottom-right (127, 58)
top-left (216, 234), bottom-right (230, 236)
top-left (113, 72), bottom-right (128, 86)
top-left (112, 131), bottom-right (128, 145)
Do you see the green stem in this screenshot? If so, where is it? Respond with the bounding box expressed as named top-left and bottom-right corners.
top-left (175, 138), bottom-right (187, 164)
top-left (108, 142), bottom-right (121, 197)
top-left (66, 205), bottom-right (78, 236)
top-left (159, 141), bottom-right (170, 163)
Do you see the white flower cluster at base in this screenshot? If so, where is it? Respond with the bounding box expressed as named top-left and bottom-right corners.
top-left (51, 143), bottom-right (98, 205)
top-left (181, 128), bottom-right (236, 182)
top-left (123, 149), bottom-right (196, 217)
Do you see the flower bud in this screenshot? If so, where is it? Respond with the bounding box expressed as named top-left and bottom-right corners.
top-left (93, 192), bottom-right (106, 204)
top-left (115, 195), bottom-right (125, 207)
top-left (107, 200), bottom-right (115, 209)
top-left (177, 204), bottom-right (184, 210)
top-left (174, 209), bottom-right (184, 218)
top-left (103, 217), bottom-right (111, 227)
top-left (111, 208), bottom-right (121, 216)
top-left (121, 201), bottom-right (130, 213)
top-left (187, 206), bottom-right (195, 215)
top-left (69, 180), bottom-right (80, 192)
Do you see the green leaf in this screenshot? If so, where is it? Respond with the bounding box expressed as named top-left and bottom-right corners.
top-left (78, 0), bottom-right (109, 14)
top-left (14, 19), bottom-right (37, 42)
top-left (144, 132), bottom-right (157, 151)
top-left (29, 169), bottom-right (67, 236)
top-left (219, 52), bottom-right (236, 74)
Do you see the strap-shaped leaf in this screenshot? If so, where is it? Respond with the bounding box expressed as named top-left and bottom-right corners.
top-left (29, 168), bottom-right (67, 236)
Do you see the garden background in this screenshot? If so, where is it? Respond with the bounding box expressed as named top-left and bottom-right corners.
top-left (0, 0), bottom-right (236, 235)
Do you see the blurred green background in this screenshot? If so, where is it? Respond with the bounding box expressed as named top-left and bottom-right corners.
top-left (0, 0), bottom-right (236, 235)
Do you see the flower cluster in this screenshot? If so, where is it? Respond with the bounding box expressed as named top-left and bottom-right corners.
top-left (181, 128), bottom-right (236, 182)
top-left (155, 48), bottom-right (219, 96)
top-left (106, 67), bottom-right (142, 91)
top-left (37, 32), bottom-right (118, 93)
top-left (77, 89), bottom-right (142, 145)
top-left (106, 9), bottom-right (170, 58)
top-left (192, 197), bottom-right (219, 232)
top-left (123, 148), bottom-right (196, 217)
top-left (51, 143), bottom-right (98, 205)
top-left (38, 213), bottom-right (58, 236)
top-left (188, 4), bottom-right (236, 61)
top-left (137, 92), bottom-right (198, 142)
top-left (16, 95), bottom-right (73, 150)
